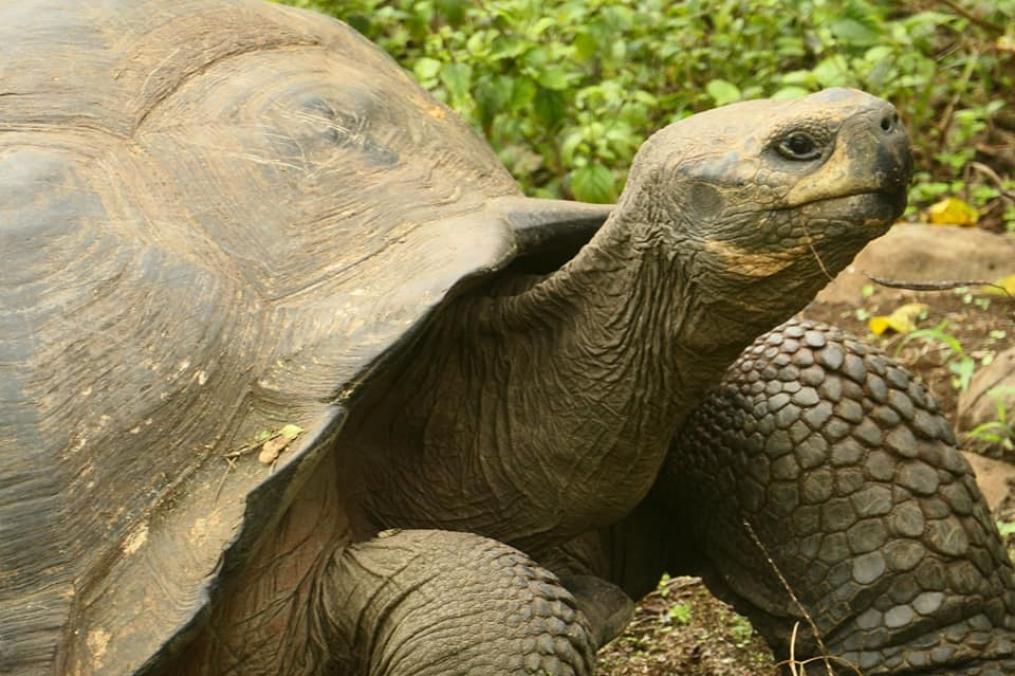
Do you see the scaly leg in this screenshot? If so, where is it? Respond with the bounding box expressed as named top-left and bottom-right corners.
top-left (655, 319), bottom-right (1015, 674)
top-left (322, 529), bottom-right (596, 675)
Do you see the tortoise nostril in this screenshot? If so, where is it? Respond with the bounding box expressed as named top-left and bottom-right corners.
top-left (879, 110), bottom-right (901, 133)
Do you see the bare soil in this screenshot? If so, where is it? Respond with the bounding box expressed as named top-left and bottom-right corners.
top-left (599, 235), bottom-right (1015, 675)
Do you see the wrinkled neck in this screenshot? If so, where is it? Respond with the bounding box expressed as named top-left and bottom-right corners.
top-left (463, 214), bottom-right (767, 542)
top-left (510, 214), bottom-right (694, 433)
top-left (351, 211), bottom-right (834, 551)
top-left (505, 213), bottom-right (776, 404)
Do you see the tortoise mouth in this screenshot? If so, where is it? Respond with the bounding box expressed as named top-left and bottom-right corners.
top-left (877, 184), bottom-right (909, 220)
top-left (800, 187), bottom-right (907, 231)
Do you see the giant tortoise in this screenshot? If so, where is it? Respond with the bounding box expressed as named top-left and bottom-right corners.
top-left (2, 0), bottom-right (1013, 674)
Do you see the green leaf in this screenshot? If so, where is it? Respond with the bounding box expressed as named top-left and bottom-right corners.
top-left (560, 130), bottom-right (585, 167)
top-left (864, 45), bottom-right (894, 62)
top-left (574, 32), bottom-right (598, 63)
top-left (782, 69), bottom-right (817, 86)
top-left (998, 521), bottom-right (1015, 537)
top-left (772, 86), bottom-right (809, 100)
top-left (705, 79), bottom-right (741, 106)
top-left (812, 56), bottom-right (851, 87)
top-left (948, 358), bottom-right (976, 392)
top-left (440, 63), bottom-right (472, 102)
top-left (510, 77), bottom-right (537, 110)
top-left (537, 66), bottom-right (569, 91)
top-left (830, 18), bottom-right (882, 46)
top-left (345, 14), bottom-right (370, 35)
top-left (476, 75), bottom-right (513, 123)
top-left (490, 35), bottom-right (526, 60)
top-left (529, 16), bottom-right (555, 38)
top-left (435, 0), bottom-right (466, 27)
top-left (412, 57), bottom-right (441, 82)
top-left (633, 90), bottom-right (658, 106)
top-left (533, 88), bottom-right (565, 127)
top-left (522, 46), bottom-right (550, 69)
top-left (279, 423), bottom-right (304, 440)
top-left (571, 164), bottom-right (616, 203)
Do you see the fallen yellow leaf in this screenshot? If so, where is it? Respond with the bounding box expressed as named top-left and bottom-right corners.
top-left (982, 274), bottom-right (1015, 297)
top-left (868, 316), bottom-right (891, 336)
top-left (926, 197), bottom-right (978, 226)
top-left (868, 302), bottom-right (928, 336)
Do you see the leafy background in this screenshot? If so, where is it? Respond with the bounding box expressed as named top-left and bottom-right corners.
top-left (275, 0), bottom-right (1014, 223)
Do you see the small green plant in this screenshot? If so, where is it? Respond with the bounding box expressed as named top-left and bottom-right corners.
top-left (728, 613), bottom-right (755, 647)
top-left (997, 520), bottom-right (1015, 537)
top-left (896, 321), bottom-right (976, 392)
top-left (618, 634), bottom-right (651, 651)
top-left (954, 285), bottom-right (993, 312)
top-left (656, 572), bottom-right (671, 598)
top-left (967, 386), bottom-right (1015, 453)
top-left (665, 602), bottom-right (692, 626)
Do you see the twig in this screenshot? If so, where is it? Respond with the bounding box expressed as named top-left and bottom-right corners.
top-left (775, 654), bottom-right (865, 676)
top-left (801, 221), bottom-right (835, 282)
top-left (936, 0), bottom-right (1005, 35)
top-left (789, 621), bottom-right (799, 676)
top-left (658, 576), bottom-right (703, 593)
top-left (224, 431), bottom-right (284, 460)
top-left (215, 433), bottom-right (281, 500)
top-left (864, 273), bottom-right (1012, 296)
top-left (967, 162), bottom-right (1015, 202)
top-left (224, 441), bottom-right (262, 459)
top-left (742, 518), bottom-right (837, 676)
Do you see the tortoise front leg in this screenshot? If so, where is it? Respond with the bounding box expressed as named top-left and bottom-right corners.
top-left (320, 529), bottom-right (596, 675)
top-left (655, 319), bottom-right (1015, 674)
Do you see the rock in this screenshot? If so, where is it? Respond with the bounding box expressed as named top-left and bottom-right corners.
top-left (958, 347), bottom-right (1015, 458)
top-left (817, 224), bottom-right (1015, 305)
top-left (962, 452), bottom-right (1015, 512)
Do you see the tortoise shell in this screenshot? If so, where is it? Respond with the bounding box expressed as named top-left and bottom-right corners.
top-left (0, 1), bottom-right (607, 672)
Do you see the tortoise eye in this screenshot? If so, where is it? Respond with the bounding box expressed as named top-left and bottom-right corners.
top-left (778, 132), bottom-right (821, 160)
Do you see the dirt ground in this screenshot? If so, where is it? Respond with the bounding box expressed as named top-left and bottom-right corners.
top-left (598, 224), bottom-right (1015, 675)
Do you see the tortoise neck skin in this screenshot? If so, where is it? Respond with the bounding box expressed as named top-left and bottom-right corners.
top-left (350, 88), bottom-right (911, 552)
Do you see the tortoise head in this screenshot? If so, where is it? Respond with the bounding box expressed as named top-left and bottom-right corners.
top-left (618, 88), bottom-right (911, 294)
